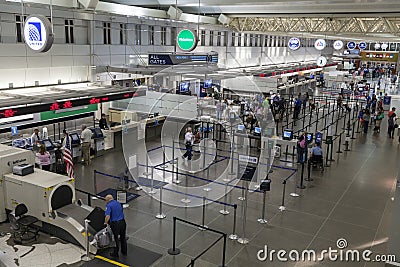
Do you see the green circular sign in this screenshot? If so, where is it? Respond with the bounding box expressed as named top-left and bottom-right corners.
top-left (177, 29), bottom-right (197, 52)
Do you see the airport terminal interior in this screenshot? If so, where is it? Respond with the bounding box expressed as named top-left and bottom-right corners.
top-left (1, 0), bottom-right (400, 266)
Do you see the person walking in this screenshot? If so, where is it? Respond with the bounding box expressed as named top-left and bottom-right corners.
top-left (104, 194), bottom-right (127, 258)
top-left (36, 144), bottom-right (51, 171)
top-left (80, 124), bottom-right (93, 165)
top-left (388, 107), bottom-right (397, 139)
top-left (182, 127), bottom-right (194, 160)
top-left (363, 109), bottom-right (371, 134)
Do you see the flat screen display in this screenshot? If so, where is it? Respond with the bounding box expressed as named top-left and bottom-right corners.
top-left (307, 133), bottom-right (313, 142)
top-left (180, 82), bottom-right (190, 92)
top-left (283, 129), bottom-right (293, 140)
top-left (254, 127), bottom-right (261, 135)
top-left (315, 132), bottom-right (323, 143)
top-left (70, 133), bottom-right (80, 142)
top-left (204, 79), bottom-right (212, 89)
top-left (43, 140), bottom-right (53, 149)
top-left (238, 125), bottom-right (245, 132)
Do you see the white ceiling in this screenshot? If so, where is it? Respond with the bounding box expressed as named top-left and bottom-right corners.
top-left (105, 0), bottom-right (400, 16)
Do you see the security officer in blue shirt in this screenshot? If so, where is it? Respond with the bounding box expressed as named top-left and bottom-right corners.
top-left (104, 194), bottom-right (127, 258)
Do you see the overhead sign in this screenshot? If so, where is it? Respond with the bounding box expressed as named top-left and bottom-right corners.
top-left (176, 29), bottom-right (197, 52)
top-left (314, 39), bottom-right (326, 51)
top-left (381, 43), bottom-right (389, 50)
top-left (288, 37), bottom-right (301, 50)
top-left (361, 51), bottom-right (399, 63)
top-left (24, 15), bottom-right (54, 53)
top-left (347, 42), bottom-right (356, 50)
top-left (374, 43), bottom-right (381, 49)
top-left (317, 56), bottom-right (327, 67)
top-left (148, 53), bottom-right (218, 65)
top-left (333, 40), bottom-right (344, 50)
top-left (358, 42), bottom-right (367, 50)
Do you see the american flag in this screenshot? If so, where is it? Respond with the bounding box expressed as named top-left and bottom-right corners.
top-left (64, 135), bottom-right (74, 178)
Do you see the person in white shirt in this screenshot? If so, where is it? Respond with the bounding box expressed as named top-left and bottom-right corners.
top-left (30, 128), bottom-right (41, 150)
top-left (182, 127), bottom-right (194, 160)
top-left (80, 125), bottom-right (93, 165)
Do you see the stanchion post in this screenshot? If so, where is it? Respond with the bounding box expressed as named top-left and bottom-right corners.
top-left (181, 174), bottom-right (191, 203)
top-left (199, 197), bottom-right (208, 230)
top-left (143, 155), bottom-right (150, 176)
top-left (168, 217), bottom-right (181, 255)
top-left (329, 140), bottom-right (335, 162)
top-left (336, 133), bottom-right (343, 153)
top-left (149, 166), bottom-right (156, 194)
top-left (81, 219), bottom-right (92, 261)
top-left (220, 183), bottom-right (230, 215)
top-left (93, 170), bottom-right (97, 195)
top-left (279, 180), bottom-right (287, 211)
top-left (156, 185), bottom-right (166, 219)
top-left (325, 144), bottom-right (330, 167)
top-left (298, 162), bottom-right (306, 189)
top-left (257, 191), bottom-right (268, 224)
top-left (237, 183), bottom-right (249, 244)
top-left (229, 205), bottom-right (238, 240)
top-left (174, 157), bottom-right (181, 184)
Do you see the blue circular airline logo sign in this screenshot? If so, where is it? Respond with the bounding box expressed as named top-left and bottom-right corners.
top-left (288, 37), bottom-right (301, 50)
top-left (358, 42), bottom-right (367, 50)
top-left (24, 15), bottom-right (54, 52)
top-left (347, 42), bottom-right (356, 50)
top-left (314, 39), bottom-right (326, 51)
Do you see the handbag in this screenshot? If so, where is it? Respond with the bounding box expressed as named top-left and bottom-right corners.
top-left (94, 225), bottom-right (114, 248)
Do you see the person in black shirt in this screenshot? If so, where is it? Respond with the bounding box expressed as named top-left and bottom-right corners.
top-left (99, 113), bottom-right (109, 130)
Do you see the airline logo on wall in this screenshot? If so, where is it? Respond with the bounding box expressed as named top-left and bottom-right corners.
top-left (288, 37), bottom-right (301, 50)
top-left (314, 39), bottom-right (326, 50)
top-left (358, 42), bottom-right (367, 50)
top-left (333, 40), bottom-right (344, 50)
top-left (347, 41), bottom-right (356, 50)
top-left (317, 56), bottom-right (327, 67)
top-left (24, 15), bottom-right (54, 52)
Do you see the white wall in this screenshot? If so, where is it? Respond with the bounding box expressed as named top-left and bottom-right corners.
top-left (0, 0), bottom-right (336, 89)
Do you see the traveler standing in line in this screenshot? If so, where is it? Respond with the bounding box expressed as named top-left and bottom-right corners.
top-left (80, 125), bottom-right (93, 165)
top-left (104, 194), bottom-right (127, 258)
top-left (363, 109), bottom-right (371, 134)
top-left (388, 107), bottom-right (397, 139)
top-left (296, 133), bottom-right (306, 163)
top-left (182, 127), bottom-right (194, 161)
top-left (36, 144), bottom-right (51, 171)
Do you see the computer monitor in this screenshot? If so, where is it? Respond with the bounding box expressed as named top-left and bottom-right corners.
top-left (237, 124), bottom-right (245, 132)
top-left (283, 129), bottom-right (293, 140)
top-left (92, 127), bottom-right (103, 138)
top-left (70, 133), bottom-right (80, 144)
top-left (306, 133), bottom-right (313, 142)
top-left (179, 81), bottom-right (190, 93)
top-left (42, 139), bottom-right (54, 150)
top-left (315, 132), bottom-right (323, 143)
top-left (204, 79), bottom-right (212, 89)
top-left (254, 127), bottom-right (261, 136)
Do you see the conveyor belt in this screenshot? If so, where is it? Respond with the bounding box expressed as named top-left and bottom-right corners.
top-left (57, 204), bottom-right (90, 227)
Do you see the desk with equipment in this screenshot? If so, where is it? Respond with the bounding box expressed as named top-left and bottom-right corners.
top-left (0, 145), bottom-right (101, 254)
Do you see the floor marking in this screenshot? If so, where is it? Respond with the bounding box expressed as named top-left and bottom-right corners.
top-left (95, 255), bottom-right (130, 267)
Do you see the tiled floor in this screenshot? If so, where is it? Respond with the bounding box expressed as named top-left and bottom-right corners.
top-left (1, 91), bottom-right (399, 267)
